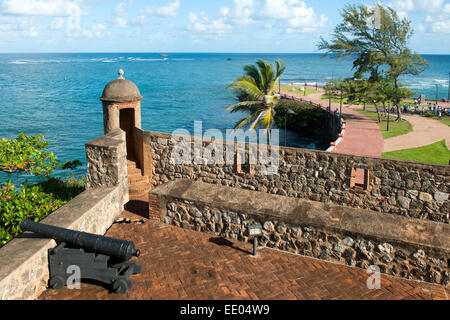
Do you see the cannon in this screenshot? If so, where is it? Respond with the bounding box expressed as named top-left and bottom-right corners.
top-left (21, 218), bottom-right (142, 294)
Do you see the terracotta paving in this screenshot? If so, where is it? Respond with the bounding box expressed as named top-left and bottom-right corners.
top-left (39, 200), bottom-right (448, 301)
top-left (281, 90), bottom-right (384, 157)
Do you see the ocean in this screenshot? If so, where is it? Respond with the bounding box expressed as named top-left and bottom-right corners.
top-left (1, 53), bottom-right (449, 181)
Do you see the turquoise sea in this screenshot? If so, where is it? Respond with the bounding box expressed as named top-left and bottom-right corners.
top-left (1, 53), bottom-right (449, 180)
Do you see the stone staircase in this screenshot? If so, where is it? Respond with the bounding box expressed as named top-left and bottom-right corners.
top-left (127, 160), bottom-right (151, 199)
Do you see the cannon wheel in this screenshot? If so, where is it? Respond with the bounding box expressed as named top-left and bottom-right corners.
top-left (112, 279), bottom-right (128, 294)
top-left (49, 276), bottom-right (65, 290)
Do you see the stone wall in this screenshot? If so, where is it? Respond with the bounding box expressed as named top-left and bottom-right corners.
top-left (138, 131), bottom-right (449, 224)
top-left (86, 128), bottom-right (128, 189)
top-left (151, 179), bottom-right (450, 285)
top-left (0, 186), bottom-right (127, 300)
top-left (0, 129), bottom-right (129, 300)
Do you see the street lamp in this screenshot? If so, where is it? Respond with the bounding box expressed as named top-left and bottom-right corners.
top-left (247, 223), bottom-right (263, 257)
top-left (436, 83), bottom-right (439, 104)
top-left (284, 109), bottom-right (296, 147)
top-left (448, 72), bottom-right (450, 102)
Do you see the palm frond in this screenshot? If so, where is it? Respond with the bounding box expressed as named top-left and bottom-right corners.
top-left (255, 60), bottom-right (274, 93)
top-left (249, 109), bottom-right (266, 130)
top-left (243, 64), bottom-right (262, 89)
top-left (234, 108), bottom-right (265, 130)
top-left (227, 79), bottom-right (264, 100)
top-left (275, 59), bottom-right (286, 78)
top-left (261, 107), bottom-right (275, 130)
top-left (225, 101), bottom-right (263, 112)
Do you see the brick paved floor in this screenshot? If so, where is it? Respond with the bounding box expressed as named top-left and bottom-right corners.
top-left (39, 208), bottom-right (449, 300)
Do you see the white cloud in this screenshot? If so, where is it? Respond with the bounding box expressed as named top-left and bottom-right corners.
top-left (115, 2), bottom-right (127, 17)
top-left (145, 0), bottom-right (180, 18)
top-left (391, 0), bottom-right (450, 34)
top-left (0, 0), bottom-right (82, 17)
top-left (186, 0), bottom-right (255, 36)
top-left (187, 12), bottom-right (232, 35)
top-left (81, 22), bottom-right (105, 38)
top-left (0, 15), bottom-right (36, 32)
top-left (430, 19), bottom-right (450, 33)
top-left (260, 0), bottom-right (328, 33)
top-left (0, 0), bottom-right (111, 39)
top-left (50, 17), bottom-right (65, 30)
top-left (390, 0), bottom-right (444, 14)
top-left (260, 0), bottom-right (293, 19)
top-left (110, 1), bottom-right (147, 29)
top-left (228, 0), bottom-right (255, 25)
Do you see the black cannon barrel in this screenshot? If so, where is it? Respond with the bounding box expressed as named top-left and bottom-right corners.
top-left (21, 219), bottom-right (140, 261)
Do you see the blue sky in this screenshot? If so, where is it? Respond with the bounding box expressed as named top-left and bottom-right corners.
top-left (0, 0), bottom-right (449, 54)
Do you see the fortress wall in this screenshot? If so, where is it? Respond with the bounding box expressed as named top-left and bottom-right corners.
top-left (137, 130), bottom-right (449, 224)
top-left (150, 179), bottom-right (449, 285)
top-left (0, 129), bottom-right (129, 300)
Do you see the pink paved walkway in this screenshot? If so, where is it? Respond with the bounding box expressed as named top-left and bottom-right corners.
top-left (281, 90), bottom-right (384, 157)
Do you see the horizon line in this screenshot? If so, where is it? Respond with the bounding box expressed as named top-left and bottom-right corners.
top-left (0, 51), bottom-right (449, 56)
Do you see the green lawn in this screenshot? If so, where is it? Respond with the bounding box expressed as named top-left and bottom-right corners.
top-left (419, 113), bottom-right (450, 126)
top-left (320, 93), bottom-right (352, 105)
top-left (281, 85), bottom-right (322, 96)
top-left (356, 110), bottom-right (413, 139)
top-left (382, 140), bottom-right (450, 165)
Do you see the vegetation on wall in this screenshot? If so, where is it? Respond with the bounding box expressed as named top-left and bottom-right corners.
top-left (274, 99), bottom-right (332, 145)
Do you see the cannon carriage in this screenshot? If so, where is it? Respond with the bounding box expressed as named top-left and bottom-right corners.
top-left (21, 218), bottom-right (142, 294)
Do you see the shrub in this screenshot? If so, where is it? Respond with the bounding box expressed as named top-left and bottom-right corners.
top-left (0, 133), bottom-right (85, 247)
top-left (0, 178), bottom-right (86, 247)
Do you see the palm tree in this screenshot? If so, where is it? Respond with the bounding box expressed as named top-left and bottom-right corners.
top-left (226, 59), bottom-right (286, 141)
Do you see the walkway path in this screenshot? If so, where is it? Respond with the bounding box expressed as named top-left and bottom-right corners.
top-left (39, 204), bottom-right (448, 300)
top-left (281, 90), bottom-right (384, 157)
top-left (382, 113), bottom-right (450, 152)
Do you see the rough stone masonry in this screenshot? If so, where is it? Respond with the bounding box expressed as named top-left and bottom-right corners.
top-left (139, 131), bottom-right (449, 224)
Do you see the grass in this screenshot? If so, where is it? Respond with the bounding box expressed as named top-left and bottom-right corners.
top-left (420, 113), bottom-right (450, 126)
top-left (382, 140), bottom-right (450, 165)
top-left (356, 110), bottom-right (413, 139)
top-left (320, 93), bottom-right (352, 105)
top-left (280, 85), bottom-right (322, 96)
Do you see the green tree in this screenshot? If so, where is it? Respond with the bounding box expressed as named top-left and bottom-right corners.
top-left (226, 59), bottom-right (286, 141)
top-left (0, 133), bottom-right (81, 176)
top-left (318, 3), bottom-right (428, 121)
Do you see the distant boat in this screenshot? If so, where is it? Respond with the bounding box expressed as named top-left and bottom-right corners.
top-left (160, 54), bottom-right (168, 57)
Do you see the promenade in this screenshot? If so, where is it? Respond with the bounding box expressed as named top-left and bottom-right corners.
top-left (382, 114), bottom-right (450, 152)
top-left (280, 89), bottom-right (384, 157)
top-left (282, 87), bottom-right (450, 156)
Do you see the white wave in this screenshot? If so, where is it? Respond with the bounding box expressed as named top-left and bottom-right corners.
top-left (10, 60), bottom-right (28, 64)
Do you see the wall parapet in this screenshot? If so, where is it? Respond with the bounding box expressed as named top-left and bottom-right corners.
top-left (150, 179), bottom-right (449, 285)
top-left (0, 129), bottom-right (130, 300)
top-left (138, 130), bottom-right (449, 224)
top-left (0, 185), bottom-right (127, 300)
top-left (85, 128), bottom-right (128, 189)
